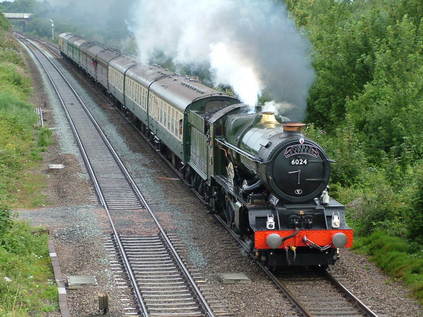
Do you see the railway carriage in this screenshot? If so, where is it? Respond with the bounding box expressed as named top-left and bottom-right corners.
top-left (79, 41), bottom-right (96, 73)
top-left (81, 43), bottom-right (105, 80)
top-left (58, 33), bottom-right (74, 57)
top-left (96, 48), bottom-right (121, 90)
top-left (108, 55), bottom-right (137, 105)
top-left (58, 32), bottom-right (354, 268)
top-left (67, 36), bottom-right (85, 65)
top-left (125, 64), bottom-right (171, 125)
top-left (58, 32), bottom-right (71, 53)
top-left (149, 76), bottom-right (238, 162)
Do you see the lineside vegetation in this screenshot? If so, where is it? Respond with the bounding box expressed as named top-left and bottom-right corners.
top-left (0, 12), bottom-right (57, 314)
top-left (285, 0), bottom-right (423, 303)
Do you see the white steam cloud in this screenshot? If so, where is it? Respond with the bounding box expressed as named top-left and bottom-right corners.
top-left (130, 0), bottom-right (314, 120)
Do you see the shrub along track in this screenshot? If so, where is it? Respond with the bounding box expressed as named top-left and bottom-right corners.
top-left (16, 34), bottom-right (230, 317)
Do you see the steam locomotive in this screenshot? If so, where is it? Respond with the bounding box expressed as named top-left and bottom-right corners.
top-left (58, 33), bottom-right (353, 268)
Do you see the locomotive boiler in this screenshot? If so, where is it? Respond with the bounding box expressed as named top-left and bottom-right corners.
top-left (210, 107), bottom-right (353, 267)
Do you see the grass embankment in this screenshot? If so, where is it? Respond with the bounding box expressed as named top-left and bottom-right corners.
top-left (354, 232), bottom-right (423, 303)
top-left (0, 13), bottom-right (57, 314)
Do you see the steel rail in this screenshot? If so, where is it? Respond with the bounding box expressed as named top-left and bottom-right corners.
top-left (325, 271), bottom-right (378, 317)
top-left (212, 215), bottom-right (313, 317)
top-left (19, 36), bottom-right (215, 317)
top-left (17, 36), bottom-right (149, 317)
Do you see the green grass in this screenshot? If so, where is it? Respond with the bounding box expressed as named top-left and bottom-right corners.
top-left (0, 35), bottom-right (51, 208)
top-left (354, 232), bottom-right (423, 305)
top-left (0, 18), bottom-right (57, 315)
top-left (0, 221), bottom-right (58, 314)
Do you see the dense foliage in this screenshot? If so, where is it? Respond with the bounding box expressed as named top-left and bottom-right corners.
top-left (285, 0), bottom-right (423, 301)
top-left (0, 15), bottom-right (56, 314)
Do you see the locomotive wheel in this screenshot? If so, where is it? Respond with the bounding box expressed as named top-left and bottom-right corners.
top-left (224, 198), bottom-right (235, 226)
top-left (209, 188), bottom-right (223, 214)
top-left (198, 181), bottom-right (210, 202)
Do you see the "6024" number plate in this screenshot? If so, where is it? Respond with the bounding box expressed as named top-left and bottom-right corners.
top-left (291, 158), bottom-right (308, 166)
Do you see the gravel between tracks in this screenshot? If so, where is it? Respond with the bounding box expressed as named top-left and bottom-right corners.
top-left (16, 39), bottom-right (423, 317)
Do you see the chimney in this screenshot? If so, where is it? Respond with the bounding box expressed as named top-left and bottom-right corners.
top-left (283, 122), bottom-right (306, 133)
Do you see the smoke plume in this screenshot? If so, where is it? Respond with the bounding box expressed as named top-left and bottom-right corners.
top-left (130, 0), bottom-right (315, 120)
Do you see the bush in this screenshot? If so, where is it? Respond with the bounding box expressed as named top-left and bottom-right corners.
top-left (409, 168), bottom-right (423, 244)
top-left (0, 222), bottom-right (57, 313)
top-left (354, 232), bottom-right (423, 304)
top-left (305, 123), bottom-right (367, 187)
top-left (0, 206), bottom-right (11, 237)
top-left (0, 12), bottom-right (9, 32)
top-left (37, 127), bottom-right (52, 148)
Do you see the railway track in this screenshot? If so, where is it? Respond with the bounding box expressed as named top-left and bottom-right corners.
top-left (22, 35), bottom-right (379, 317)
top-left (17, 34), bottom-right (226, 317)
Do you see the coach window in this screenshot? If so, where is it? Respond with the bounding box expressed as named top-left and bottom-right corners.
top-left (159, 101), bottom-right (162, 123)
top-left (168, 105), bottom-right (172, 131)
top-left (164, 104), bottom-right (167, 128)
top-left (129, 80), bottom-right (132, 97)
top-left (172, 109), bottom-right (178, 136)
top-left (175, 109), bottom-right (179, 135)
top-left (158, 98), bottom-right (161, 119)
top-left (164, 102), bottom-right (167, 124)
top-left (154, 96), bottom-right (158, 120)
top-left (161, 101), bottom-right (165, 124)
top-left (169, 108), bottom-right (175, 134)
top-left (162, 101), bottom-right (165, 124)
top-left (138, 87), bottom-right (141, 106)
top-left (169, 108), bottom-right (172, 134)
top-left (166, 105), bottom-right (170, 130)
top-left (163, 102), bottom-right (167, 127)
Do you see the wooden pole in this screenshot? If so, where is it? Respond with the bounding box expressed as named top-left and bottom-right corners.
top-left (98, 293), bottom-right (109, 315)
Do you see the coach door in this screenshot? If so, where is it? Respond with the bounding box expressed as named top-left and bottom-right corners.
top-left (188, 111), bottom-right (208, 180)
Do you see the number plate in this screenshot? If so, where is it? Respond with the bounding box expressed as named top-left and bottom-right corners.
top-left (290, 158), bottom-right (308, 166)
